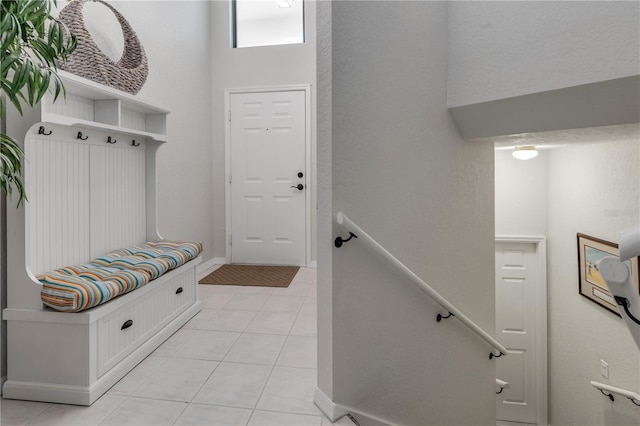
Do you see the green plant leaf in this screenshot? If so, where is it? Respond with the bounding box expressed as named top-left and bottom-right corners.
top-left (0, 53), bottom-right (20, 80)
top-left (0, 133), bottom-right (27, 206)
top-left (37, 70), bottom-right (51, 104)
top-left (1, 0), bottom-right (77, 206)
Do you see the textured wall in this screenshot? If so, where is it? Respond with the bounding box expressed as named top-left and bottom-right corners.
top-left (495, 150), bottom-right (548, 236)
top-left (210, 1), bottom-right (317, 261)
top-left (447, 1), bottom-right (640, 107)
top-left (547, 141), bottom-right (640, 425)
top-left (329, 2), bottom-right (496, 424)
top-left (315, 0), bottom-right (333, 397)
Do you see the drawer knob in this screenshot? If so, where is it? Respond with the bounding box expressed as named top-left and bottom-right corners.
top-left (175, 287), bottom-right (183, 294)
top-left (121, 319), bottom-right (133, 330)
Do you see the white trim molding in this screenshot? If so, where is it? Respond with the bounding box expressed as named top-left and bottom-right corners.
top-left (314, 387), bottom-right (349, 422)
top-left (495, 235), bottom-right (548, 426)
top-left (224, 85), bottom-right (313, 267)
top-left (197, 257), bottom-right (227, 281)
top-left (314, 386), bottom-right (399, 425)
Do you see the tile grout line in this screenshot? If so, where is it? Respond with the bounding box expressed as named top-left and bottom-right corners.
top-left (95, 394), bottom-right (138, 426)
top-left (246, 288), bottom-right (306, 423)
top-left (169, 353), bottom-right (224, 425)
top-left (18, 402), bottom-right (55, 426)
top-left (117, 354), bottom-right (171, 398)
top-left (6, 270), bottom-right (317, 426)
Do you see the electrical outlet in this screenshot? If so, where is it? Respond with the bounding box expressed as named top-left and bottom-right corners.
top-left (600, 360), bottom-right (609, 379)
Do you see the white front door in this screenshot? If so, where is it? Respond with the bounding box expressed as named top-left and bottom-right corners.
top-left (495, 241), bottom-right (545, 425)
top-left (229, 90), bottom-right (307, 266)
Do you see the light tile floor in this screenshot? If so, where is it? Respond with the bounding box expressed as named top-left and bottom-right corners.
top-left (1, 267), bottom-right (343, 426)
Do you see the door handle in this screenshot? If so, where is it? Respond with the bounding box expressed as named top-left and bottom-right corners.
top-left (290, 184), bottom-right (304, 191)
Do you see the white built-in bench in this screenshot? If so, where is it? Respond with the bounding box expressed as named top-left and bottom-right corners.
top-left (2, 73), bottom-right (201, 405)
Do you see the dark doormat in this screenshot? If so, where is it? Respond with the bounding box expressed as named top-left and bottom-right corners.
top-left (199, 264), bottom-right (300, 287)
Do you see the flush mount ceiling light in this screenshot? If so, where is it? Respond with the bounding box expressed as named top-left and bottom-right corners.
top-left (512, 145), bottom-right (539, 160)
top-left (277, 0), bottom-right (294, 7)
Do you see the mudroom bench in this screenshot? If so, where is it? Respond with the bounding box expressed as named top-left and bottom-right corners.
top-left (2, 253), bottom-right (201, 405)
top-left (2, 72), bottom-right (202, 405)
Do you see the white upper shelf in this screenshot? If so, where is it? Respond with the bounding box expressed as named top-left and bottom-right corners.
top-left (42, 71), bottom-right (170, 142)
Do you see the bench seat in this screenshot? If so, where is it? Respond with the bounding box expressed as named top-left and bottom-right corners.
top-left (38, 241), bottom-right (203, 312)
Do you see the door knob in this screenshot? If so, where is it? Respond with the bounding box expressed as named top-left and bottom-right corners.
top-left (291, 184), bottom-right (304, 191)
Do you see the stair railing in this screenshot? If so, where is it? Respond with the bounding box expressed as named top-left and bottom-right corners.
top-left (591, 381), bottom-right (640, 406)
top-left (335, 212), bottom-right (508, 359)
top-left (496, 379), bottom-right (510, 394)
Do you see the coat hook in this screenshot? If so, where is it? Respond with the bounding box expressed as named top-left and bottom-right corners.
top-left (131, 139), bottom-right (140, 147)
top-left (107, 136), bottom-right (117, 144)
top-left (335, 232), bottom-right (357, 248)
top-left (599, 389), bottom-right (615, 402)
top-left (76, 131), bottom-right (88, 140)
top-left (38, 126), bottom-right (52, 135)
top-left (489, 352), bottom-right (505, 360)
top-left (436, 312), bottom-right (454, 322)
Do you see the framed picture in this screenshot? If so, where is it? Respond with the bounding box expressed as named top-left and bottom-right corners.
top-left (577, 233), bottom-right (640, 315)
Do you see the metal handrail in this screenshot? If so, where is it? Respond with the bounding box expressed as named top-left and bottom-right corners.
top-left (591, 381), bottom-right (640, 406)
top-left (336, 212), bottom-right (508, 358)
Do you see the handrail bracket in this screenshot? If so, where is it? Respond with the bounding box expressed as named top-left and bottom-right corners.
top-left (335, 232), bottom-right (357, 248)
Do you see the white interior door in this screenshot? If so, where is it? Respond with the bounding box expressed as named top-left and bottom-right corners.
top-left (495, 241), bottom-right (546, 425)
top-left (229, 90), bottom-right (307, 266)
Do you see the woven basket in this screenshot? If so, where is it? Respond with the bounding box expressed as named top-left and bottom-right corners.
top-left (57, 0), bottom-right (148, 95)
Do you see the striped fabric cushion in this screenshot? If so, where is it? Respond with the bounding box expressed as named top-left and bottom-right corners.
top-left (39, 269), bottom-right (150, 312)
top-left (39, 240), bottom-right (202, 312)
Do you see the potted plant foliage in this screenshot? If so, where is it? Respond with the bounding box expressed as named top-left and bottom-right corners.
top-left (1, 0), bottom-right (77, 206)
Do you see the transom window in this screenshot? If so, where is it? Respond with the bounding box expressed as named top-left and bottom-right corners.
top-left (232, 0), bottom-right (305, 48)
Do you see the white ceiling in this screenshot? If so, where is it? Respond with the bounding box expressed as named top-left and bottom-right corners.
top-left (482, 124), bottom-right (640, 151)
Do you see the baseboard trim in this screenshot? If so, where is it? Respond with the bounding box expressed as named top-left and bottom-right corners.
top-left (1, 375), bottom-right (6, 397)
top-left (314, 387), bottom-right (349, 422)
top-left (197, 257), bottom-right (226, 280)
top-left (314, 387), bottom-right (397, 425)
top-left (308, 260), bottom-right (318, 268)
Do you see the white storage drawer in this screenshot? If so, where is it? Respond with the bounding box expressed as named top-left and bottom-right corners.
top-left (96, 267), bottom-right (196, 376)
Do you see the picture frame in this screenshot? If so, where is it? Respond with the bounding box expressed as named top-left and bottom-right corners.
top-left (577, 233), bottom-right (640, 315)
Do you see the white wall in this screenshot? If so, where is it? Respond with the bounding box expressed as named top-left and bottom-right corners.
top-left (496, 142), bottom-right (640, 424)
top-left (67, 0), bottom-right (216, 261)
top-left (465, 15), bottom-right (640, 423)
top-left (116, 1), bottom-right (214, 260)
top-left (1, 196), bottom-right (6, 387)
top-left (324, 2), bottom-right (496, 424)
top-left (315, 0), bottom-right (333, 398)
top-left (210, 0), bottom-right (317, 261)
top-left (447, 1), bottom-right (640, 107)
top-left (495, 150), bottom-right (548, 236)
top-left (547, 141), bottom-right (640, 425)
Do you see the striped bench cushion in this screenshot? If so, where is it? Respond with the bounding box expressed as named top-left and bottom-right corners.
top-left (39, 241), bottom-right (202, 312)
